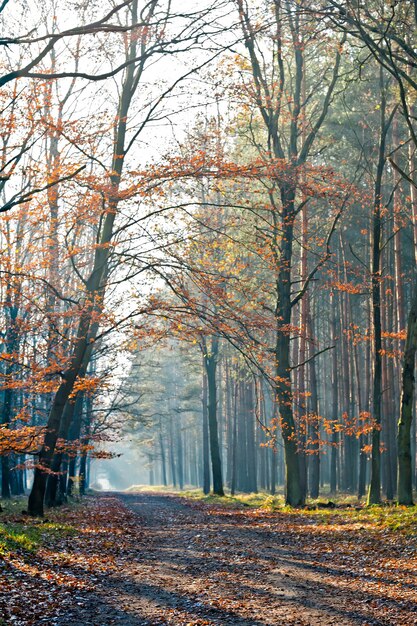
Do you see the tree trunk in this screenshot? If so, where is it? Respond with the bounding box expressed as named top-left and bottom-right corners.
top-left (276, 187), bottom-right (303, 506)
top-left (176, 422), bottom-right (184, 490)
top-left (398, 280), bottom-right (417, 505)
top-left (246, 381), bottom-right (257, 493)
top-left (79, 439), bottom-right (89, 496)
top-left (307, 309), bottom-right (320, 499)
top-left (230, 380), bottom-right (238, 496)
top-left (66, 391), bottom-right (85, 497)
top-left (45, 390), bottom-right (84, 506)
top-left (330, 292), bottom-right (338, 495)
top-left (368, 69), bottom-right (390, 506)
top-left (79, 393), bottom-right (92, 497)
top-left (159, 428), bottom-right (167, 487)
top-left (169, 414), bottom-right (176, 487)
top-left (1, 306), bottom-right (19, 499)
top-left (204, 336), bottom-right (224, 496)
top-left (202, 369), bottom-right (210, 494)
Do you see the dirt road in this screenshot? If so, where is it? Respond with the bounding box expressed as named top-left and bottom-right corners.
top-left (62, 492), bottom-right (413, 625)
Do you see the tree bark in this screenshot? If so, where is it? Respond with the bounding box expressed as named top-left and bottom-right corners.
top-left (276, 187), bottom-right (303, 506)
top-left (202, 368), bottom-right (210, 494)
top-left (368, 69), bottom-right (390, 505)
top-left (330, 292), bottom-right (339, 495)
top-left (307, 308), bottom-right (320, 498)
top-left (204, 336), bottom-right (224, 496)
top-left (398, 280), bottom-right (417, 504)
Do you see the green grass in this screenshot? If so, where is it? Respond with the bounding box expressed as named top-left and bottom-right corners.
top-left (0, 496), bottom-right (27, 515)
top-left (0, 521), bottom-right (77, 557)
top-left (0, 496), bottom-right (77, 557)
top-left (289, 502), bottom-right (417, 536)
top-left (125, 484), bottom-right (181, 494)
top-left (126, 485), bottom-right (417, 534)
top-left (180, 489), bottom-right (285, 511)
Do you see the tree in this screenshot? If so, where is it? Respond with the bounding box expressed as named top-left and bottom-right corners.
top-left (26, 0), bottom-right (225, 515)
top-left (313, 0), bottom-right (417, 507)
top-left (232, 0), bottom-right (345, 505)
top-left (367, 69), bottom-right (395, 505)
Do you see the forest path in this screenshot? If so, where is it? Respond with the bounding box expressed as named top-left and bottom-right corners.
top-left (76, 492), bottom-right (384, 626)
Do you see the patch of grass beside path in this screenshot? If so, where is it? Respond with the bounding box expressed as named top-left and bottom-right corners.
top-left (0, 495), bottom-right (78, 557)
top-left (125, 485), bottom-right (417, 535)
top-left (0, 494), bottom-right (143, 624)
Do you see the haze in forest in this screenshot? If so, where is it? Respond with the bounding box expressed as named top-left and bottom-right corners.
top-left (1, 3), bottom-right (417, 623)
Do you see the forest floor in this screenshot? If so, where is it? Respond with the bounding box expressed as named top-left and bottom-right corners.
top-left (0, 492), bottom-right (417, 625)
